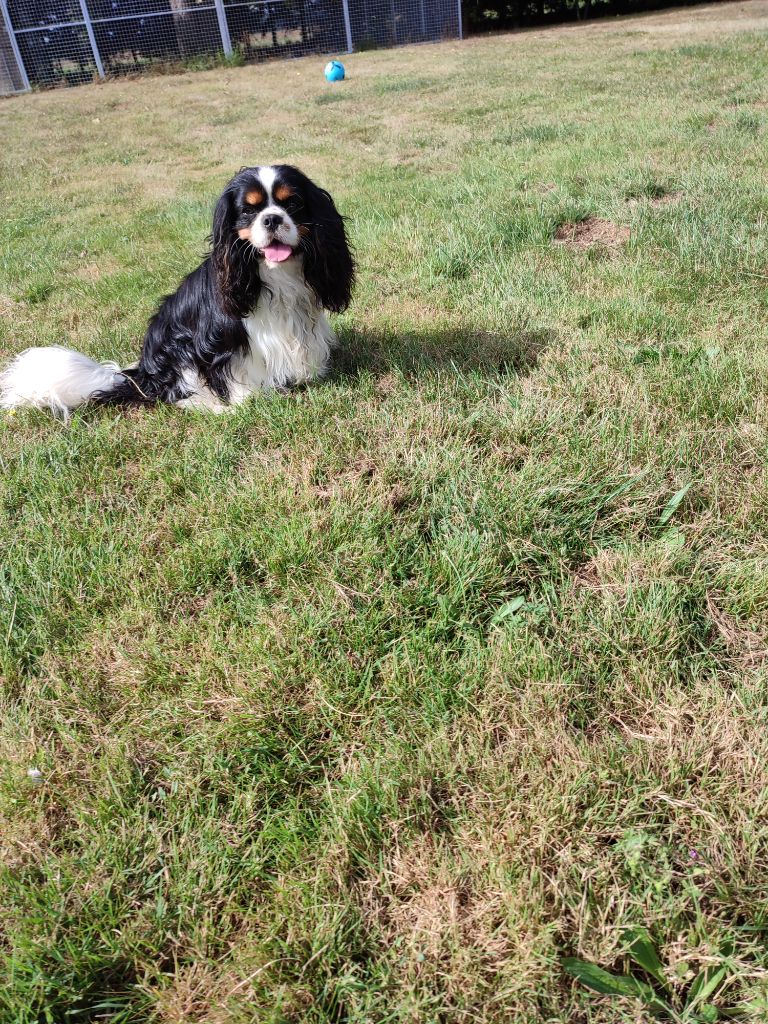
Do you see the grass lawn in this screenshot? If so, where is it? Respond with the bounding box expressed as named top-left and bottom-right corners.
top-left (2, 1), bottom-right (768, 1019)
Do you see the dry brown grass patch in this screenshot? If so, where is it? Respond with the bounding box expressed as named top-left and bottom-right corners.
top-left (73, 256), bottom-right (121, 281)
top-left (357, 835), bottom-right (513, 973)
top-left (151, 962), bottom-right (248, 1024)
top-left (706, 591), bottom-right (768, 667)
top-left (626, 190), bottom-right (683, 209)
top-left (574, 549), bottom-right (649, 594)
top-left (649, 190), bottom-right (683, 208)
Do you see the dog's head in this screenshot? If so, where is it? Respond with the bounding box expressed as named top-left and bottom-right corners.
top-left (211, 165), bottom-right (355, 318)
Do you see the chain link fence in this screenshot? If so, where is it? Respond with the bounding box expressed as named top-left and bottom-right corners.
top-left (0, 0), bottom-right (461, 93)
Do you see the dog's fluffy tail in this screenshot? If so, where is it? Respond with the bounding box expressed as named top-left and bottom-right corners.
top-left (0, 346), bottom-right (133, 419)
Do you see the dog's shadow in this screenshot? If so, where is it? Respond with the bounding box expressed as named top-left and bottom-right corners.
top-left (330, 324), bottom-right (554, 384)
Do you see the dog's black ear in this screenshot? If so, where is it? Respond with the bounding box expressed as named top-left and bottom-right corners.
top-left (211, 185), bottom-right (260, 318)
top-left (301, 182), bottom-right (355, 313)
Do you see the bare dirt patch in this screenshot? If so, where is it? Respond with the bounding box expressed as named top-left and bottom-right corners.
top-left (554, 216), bottom-right (630, 249)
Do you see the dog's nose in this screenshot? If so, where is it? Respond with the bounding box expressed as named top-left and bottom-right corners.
top-left (262, 213), bottom-right (283, 231)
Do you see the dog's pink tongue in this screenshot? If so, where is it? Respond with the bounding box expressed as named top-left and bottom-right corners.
top-left (263, 243), bottom-right (293, 262)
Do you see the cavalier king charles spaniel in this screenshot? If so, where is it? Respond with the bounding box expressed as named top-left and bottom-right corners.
top-left (0, 165), bottom-right (354, 417)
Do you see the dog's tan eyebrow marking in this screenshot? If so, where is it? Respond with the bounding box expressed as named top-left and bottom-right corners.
top-left (274, 184), bottom-right (294, 202)
top-left (245, 189), bottom-right (264, 206)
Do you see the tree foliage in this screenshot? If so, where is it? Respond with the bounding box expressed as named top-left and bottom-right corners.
top-left (464, 0), bottom-right (723, 33)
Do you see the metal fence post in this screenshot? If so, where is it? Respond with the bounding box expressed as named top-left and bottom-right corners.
top-left (0, 0), bottom-right (31, 92)
top-left (212, 0), bottom-right (233, 57)
top-left (77, 0), bottom-right (105, 77)
top-left (340, 0), bottom-right (353, 54)
top-left (457, 0), bottom-right (463, 39)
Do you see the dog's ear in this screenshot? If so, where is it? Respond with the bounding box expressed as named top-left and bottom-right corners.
top-left (301, 182), bottom-right (355, 313)
top-left (211, 185), bottom-right (260, 318)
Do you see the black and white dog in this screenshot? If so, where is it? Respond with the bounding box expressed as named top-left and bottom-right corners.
top-left (0, 165), bottom-right (354, 416)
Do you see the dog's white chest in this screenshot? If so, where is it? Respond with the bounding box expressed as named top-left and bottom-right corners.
top-left (176, 260), bottom-right (336, 412)
top-left (234, 261), bottom-right (334, 396)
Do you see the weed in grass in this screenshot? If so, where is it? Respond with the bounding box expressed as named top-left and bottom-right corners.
top-left (564, 926), bottom-right (737, 1020)
top-left (20, 282), bottom-right (54, 304)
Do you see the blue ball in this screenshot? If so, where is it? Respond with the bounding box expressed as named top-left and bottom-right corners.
top-left (324, 60), bottom-right (345, 82)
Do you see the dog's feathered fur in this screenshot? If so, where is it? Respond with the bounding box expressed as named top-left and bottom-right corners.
top-left (0, 165), bottom-right (354, 417)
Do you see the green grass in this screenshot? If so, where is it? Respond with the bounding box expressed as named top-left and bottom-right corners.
top-left (2, 2), bottom-right (768, 1020)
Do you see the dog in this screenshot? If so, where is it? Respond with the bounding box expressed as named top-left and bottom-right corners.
top-left (0, 165), bottom-right (354, 417)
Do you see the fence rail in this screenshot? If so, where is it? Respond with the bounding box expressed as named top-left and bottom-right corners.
top-left (0, 0), bottom-right (460, 93)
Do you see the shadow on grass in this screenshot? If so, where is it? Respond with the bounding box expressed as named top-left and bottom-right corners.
top-left (331, 325), bottom-right (555, 382)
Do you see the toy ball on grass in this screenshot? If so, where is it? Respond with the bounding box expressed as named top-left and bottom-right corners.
top-left (324, 60), bottom-right (345, 82)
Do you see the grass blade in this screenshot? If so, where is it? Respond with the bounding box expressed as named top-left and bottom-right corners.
top-left (623, 927), bottom-right (667, 987)
top-left (562, 959), bottom-right (675, 1017)
top-left (563, 958), bottom-right (649, 996)
top-left (687, 965), bottom-right (728, 1008)
top-left (690, 1005), bottom-right (719, 1022)
top-left (490, 595), bottom-right (526, 626)
top-left (657, 481), bottom-right (693, 529)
